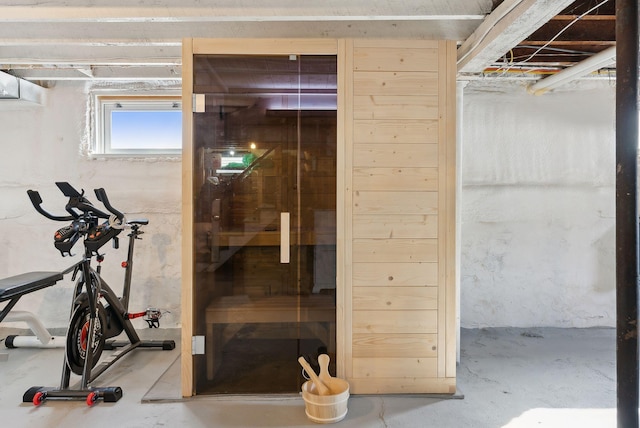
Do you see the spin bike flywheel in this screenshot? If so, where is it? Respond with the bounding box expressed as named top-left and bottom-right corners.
top-left (66, 297), bottom-right (107, 376)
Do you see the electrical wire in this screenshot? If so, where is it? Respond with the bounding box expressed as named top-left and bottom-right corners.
top-left (510, 52), bottom-right (596, 62)
top-left (492, 0), bottom-right (612, 76)
top-left (517, 44), bottom-right (597, 55)
top-left (516, 0), bottom-right (611, 66)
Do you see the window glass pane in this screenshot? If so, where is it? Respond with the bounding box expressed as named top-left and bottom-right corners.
top-left (110, 110), bottom-right (182, 150)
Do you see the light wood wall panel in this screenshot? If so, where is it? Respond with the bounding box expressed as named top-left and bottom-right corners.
top-left (353, 191), bottom-right (438, 215)
top-left (353, 71), bottom-right (439, 96)
top-left (352, 238), bottom-right (438, 263)
top-left (348, 377), bottom-right (455, 394)
top-left (353, 357), bottom-right (438, 378)
top-left (353, 310), bottom-right (438, 334)
top-left (352, 262), bottom-right (438, 286)
top-left (353, 95), bottom-right (439, 120)
top-left (353, 286), bottom-right (438, 310)
top-left (345, 39), bottom-right (456, 394)
top-left (353, 46), bottom-right (439, 71)
top-left (352, 333), bottom-right (438, 358)
top-left (353, 143), bottom-right (439, 167)
top-left (352, 214), bottom-right (437, 239)
top-left (353, 120), bottom-right (438, 145)
top-left (353, 167), bottom-right (438, 191)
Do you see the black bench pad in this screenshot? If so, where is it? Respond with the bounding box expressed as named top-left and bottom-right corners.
top-left (0, 271), bottom-right (63, 302)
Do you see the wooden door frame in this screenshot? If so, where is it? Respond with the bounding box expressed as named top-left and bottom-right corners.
top-left (181, 38), bottom-right (343, 397)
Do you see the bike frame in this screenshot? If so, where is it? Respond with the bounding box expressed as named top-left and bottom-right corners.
top-left (60, 225), bottom-right (144, 389)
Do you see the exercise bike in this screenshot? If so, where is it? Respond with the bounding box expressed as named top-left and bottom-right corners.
top-left (21, 182), bottom-right (175, 406)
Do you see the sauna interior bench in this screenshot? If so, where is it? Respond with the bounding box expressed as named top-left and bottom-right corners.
top-left (205, 294), bottom-right (336, 380)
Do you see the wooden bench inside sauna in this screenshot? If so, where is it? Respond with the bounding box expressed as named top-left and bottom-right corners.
top-left (202, 226), bottom-right (336, 380)
top-left (205, 293), bottom-right (335, 380)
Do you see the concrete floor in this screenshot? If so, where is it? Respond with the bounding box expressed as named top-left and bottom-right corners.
top-left (0, 327), bottom-right (616, 428)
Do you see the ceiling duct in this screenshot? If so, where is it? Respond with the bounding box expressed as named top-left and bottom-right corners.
top-left (0, 70), bottom-right (46, 105)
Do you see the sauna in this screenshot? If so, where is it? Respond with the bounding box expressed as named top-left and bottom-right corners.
top-left (182, 38), bottom-right (457, 396)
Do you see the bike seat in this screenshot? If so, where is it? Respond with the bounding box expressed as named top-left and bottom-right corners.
top-left (128, 219), bottom-right (149, 225)
top-left (0, 271), bottom-right (63, 302)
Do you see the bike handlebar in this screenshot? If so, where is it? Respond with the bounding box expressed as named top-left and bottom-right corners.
top-left (94, 188), bottom-right (125, 222)
top-left (27, 189), bottom-right (76, 222)
top-left (28, 183), bottom-right (131, 256)
top-left (27, 182), bottom-right (118, 222)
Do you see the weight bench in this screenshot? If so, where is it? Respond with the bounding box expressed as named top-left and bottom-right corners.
top-left (0, 271), bottom-right (65, 350)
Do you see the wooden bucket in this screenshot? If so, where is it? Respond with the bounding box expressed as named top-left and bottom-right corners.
top-left (301, 379), bottom-right (350, 424)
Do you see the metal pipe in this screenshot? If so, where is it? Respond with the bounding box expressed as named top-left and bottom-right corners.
top-left (616, 1), bottom-right (639, 427)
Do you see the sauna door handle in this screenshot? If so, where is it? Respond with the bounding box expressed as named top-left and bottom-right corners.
top-left (280, 212), bottom-right (290, 263)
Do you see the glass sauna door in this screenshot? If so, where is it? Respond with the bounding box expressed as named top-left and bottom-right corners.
top-left (192, 54), bottom-right (337, 394)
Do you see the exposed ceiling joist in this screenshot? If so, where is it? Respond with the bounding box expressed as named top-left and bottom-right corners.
top-left (0, 45), bottom-right (182, 66)
top-left (0, 39), bottom-right (181, 47)
top-left (7, 66), bottom-right (181, 82)
top-left (0, 21), bottom-right (483, 43)
top-left (0, 0), bottom-right (490, 22)
top-left (457, 0), bottom-right (576, 74)
top-left (1, 9), bottom-right (485, 23)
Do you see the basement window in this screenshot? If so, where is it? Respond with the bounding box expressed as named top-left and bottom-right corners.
top-left (94, 95), bottom-right (182, 155)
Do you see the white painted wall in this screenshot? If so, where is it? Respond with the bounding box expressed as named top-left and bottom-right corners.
top-left (0, 82), bottom-right (182, 329)
top-left (0, 78), bottom-right (617, 331)
top-left (460, 80), bottom-right (616, 328)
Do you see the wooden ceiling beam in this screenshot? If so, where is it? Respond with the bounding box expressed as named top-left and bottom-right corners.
top-left (0, 1), bottom-right (488, 23)
top-left (552, 15), bottom-right (616, 21)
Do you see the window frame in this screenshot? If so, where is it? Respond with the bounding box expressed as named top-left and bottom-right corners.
top-left (93, 93), bottom-right (182, 156)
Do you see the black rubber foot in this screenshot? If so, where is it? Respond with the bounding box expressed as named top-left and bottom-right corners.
top-left (102, 386), bottom-right (123, 402)
top-left (5, 335), bottom-right (16, 348)
top-left (23, 386), bottom-right (44, 402)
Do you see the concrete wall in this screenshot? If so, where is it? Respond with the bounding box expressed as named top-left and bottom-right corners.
top-left (0, 79), bottom-right (617, 330)
top-left (0, 82), bottom-right (182, 328)
top-left (460, 80), bottom-right (616, 328)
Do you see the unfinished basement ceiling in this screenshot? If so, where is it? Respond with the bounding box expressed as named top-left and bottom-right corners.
top-left (507, 0), bottom-right (615, 66)
top-left (478, 0), bottom-right (616, 78)
top-left (0, 0), bottom-right (617, 85)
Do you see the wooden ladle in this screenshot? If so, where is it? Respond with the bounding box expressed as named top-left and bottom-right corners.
top-left (298, 356), bottom-right (330, 396)
top-left (318, 353), bottom-right (347, 393)
top-left (318, 353), bottom-right (332, 384)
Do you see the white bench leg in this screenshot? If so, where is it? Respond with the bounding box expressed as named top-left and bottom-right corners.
top-left (3, 311), bottom-right (65, 348)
